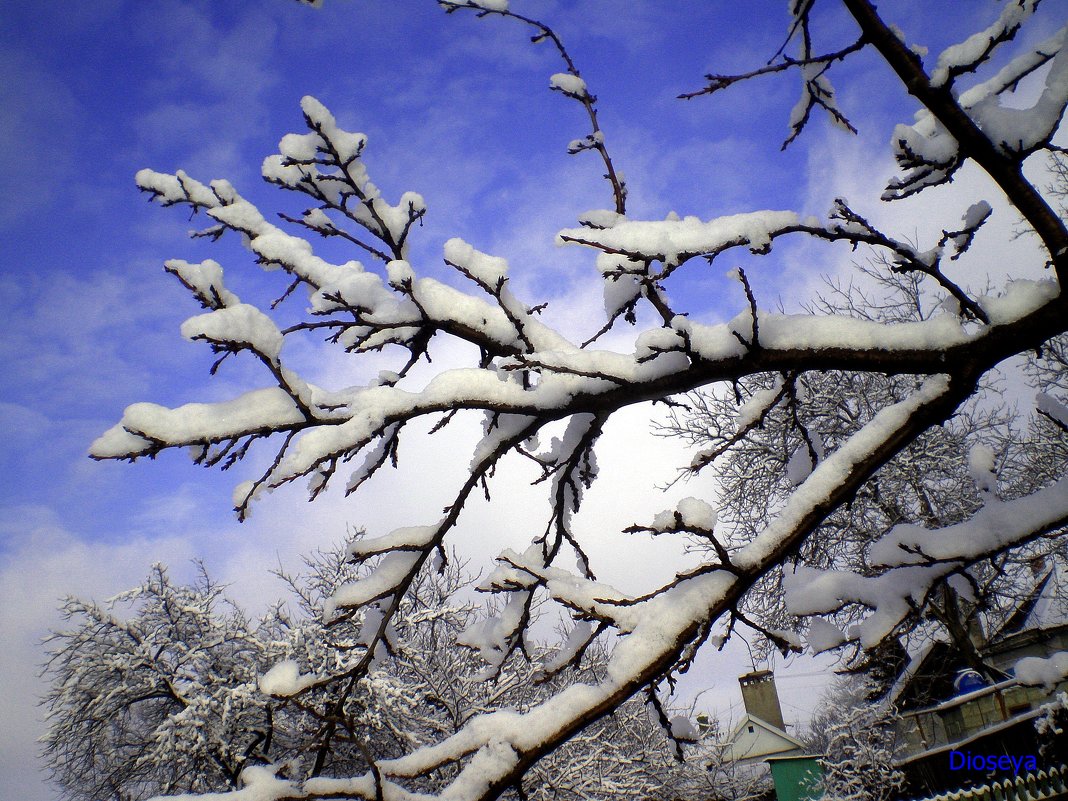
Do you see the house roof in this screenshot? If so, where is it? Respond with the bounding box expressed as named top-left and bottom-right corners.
top-left (765, 753), bottom-right (824, 763)
top-left (987, 564), bottom-right (1068, 645)
top-left (887, 639), bottom-right (963, 711)
top-left (726, 712), bottom-right (808, 763)
top-left (887, 640), bottom-right (937, 707)
top-left (887, 561), bottom-right (1068, 710)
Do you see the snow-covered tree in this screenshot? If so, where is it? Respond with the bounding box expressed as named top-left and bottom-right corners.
top-left (676, 715), bottom-right (777, 801)
top-left (655, 269), bottom-right (1067, 672)
top-left (42, 564), bottom-right (270, 800)
top-left (259, 546), bottom-right (699, 799)
top-left (253, 545), bottom-right (457, 784)
top-left (1035, 690), bottom-right (1068, 764)
top-left (807, 676), bottom-right (904, 801)
top-left (89, 1), bottom-right (1068, 798)
top-left (42, 546), bottom-right (697, 801)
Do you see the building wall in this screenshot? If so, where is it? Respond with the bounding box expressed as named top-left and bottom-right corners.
top-left (729, 719), bottom-right (803, 763)
top-left (739, 670), bottom-right (786, 731)
top-left (770, 757), bottom-right (823, 801)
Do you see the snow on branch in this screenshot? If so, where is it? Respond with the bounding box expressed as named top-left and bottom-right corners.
top-left (557, 197), bottom-right (1019, 322)
top-left (785, 477), bottom-right (1068, 646)
top-left (885, 29), bottom-right (1068, 199)
top-left (930, 0), bottom-right (1040, 88)
top-left (679, 0), bottom-right (864, 149)
top-left (265, 96), bottom-right (426, 263)
top-left (439, 1), bottom-right (627, 214)
top-left (92, 2), bottom-right (1068, 800)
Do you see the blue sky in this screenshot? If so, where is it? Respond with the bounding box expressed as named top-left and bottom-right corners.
top-left (1, 1), bottom-right (1064, 798)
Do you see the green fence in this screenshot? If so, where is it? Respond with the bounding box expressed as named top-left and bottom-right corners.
top-left (906, 764), bottom-right (1068, 801)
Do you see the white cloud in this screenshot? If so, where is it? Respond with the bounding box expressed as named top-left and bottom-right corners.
top-left (0, 506), bottom-right (199, 801)
top-left (0, 268), bottom-right (187, 411)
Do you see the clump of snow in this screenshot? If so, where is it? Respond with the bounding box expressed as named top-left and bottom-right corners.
top-left (183, 765), bottom-right (298, 801)
top-left (549, 73), bottom-right (588, 98)
top-left (735, 379), bottom-right (783, 431)
top-left (785, 477), bottom-right (1068, 647)
top-left (540, 621), bottom-right (593, 674)
top-left (1038, 392), bottom-right (1068, 428)
top-left (930, 0), bottom-right (1039, 87)
top-left (347, 525), bottom-right (438, 560)
top-left (871, 477), bottom-right (1068, 568)
top-left (899, 26), bottom-right (1068, 172)
top-left (232, 480), bottom-right (263, 513)
top-left (884, 112), bottom-right (960, 199)
top-left (946, 573), bottom-right (977, 603)
top-left (298, 96), bottom-right (366, 164)
top-left (788, 61), bottom-right (849, 136)
top-left (967, 444), bottom-right (997, 496)
top-left (578, 208), bottom-right (624, 229)
top-left (302, 207), bottom-right (333, 231)
top-left (259, 660), bottom-right (319, 697)
top-left (181, 304), bottom-right (285, 362)
top-left (164, 259), bottom-right (239, 309)
top-left (458, 593), bottom-right (527, 674)
top-left (771, 628), bottom-right (804, 651)
top-left (786, 433), bottom-right (825, 487)
top-left (261, 96), bottom-right (428, 256)
top-left (1036, 691), bottom-right (1068, 740)
top-left (602, 273), bottom-right (641, 317)
top-left (961, 200), bottom-right (992, 230)
top-left (325, 551), bottom-right (422, 619)
top-left (806, 617), bottom-right (847, 654)
top-left (567, 131), bottom-right (605, 154)
top-left (558, 210), bottom-right (800, 262)
top-left (136, 168), bottom-right (221, 209)
top-left (977, 280), bottom-right (1059, 325)
top-left (1014, 651), bottom-right (1068, 690)
top-left (386, 259), bottom-right (415, 288)
top-left (669, 715), bottom-right (700, 742)
top-left (676, 497), bottom-right (718, 530)
top-left (644, 498), bottom-right (717, 534)
top-left (444, 238), bottom-right (509, 286)
top-left (90, 388), bottom-right (306, 460)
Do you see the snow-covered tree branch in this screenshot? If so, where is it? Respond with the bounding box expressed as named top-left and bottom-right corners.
top-left (88, 1), bottom-right (1067, 798)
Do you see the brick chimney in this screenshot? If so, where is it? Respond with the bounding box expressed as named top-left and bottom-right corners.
top-left (738, 670), bottom-right (786, 730)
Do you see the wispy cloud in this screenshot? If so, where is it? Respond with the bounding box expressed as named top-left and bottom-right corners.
top-left (0, 49), bottom-right (81, 226)
top-left (127, 2), bottom-right (281, 182)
